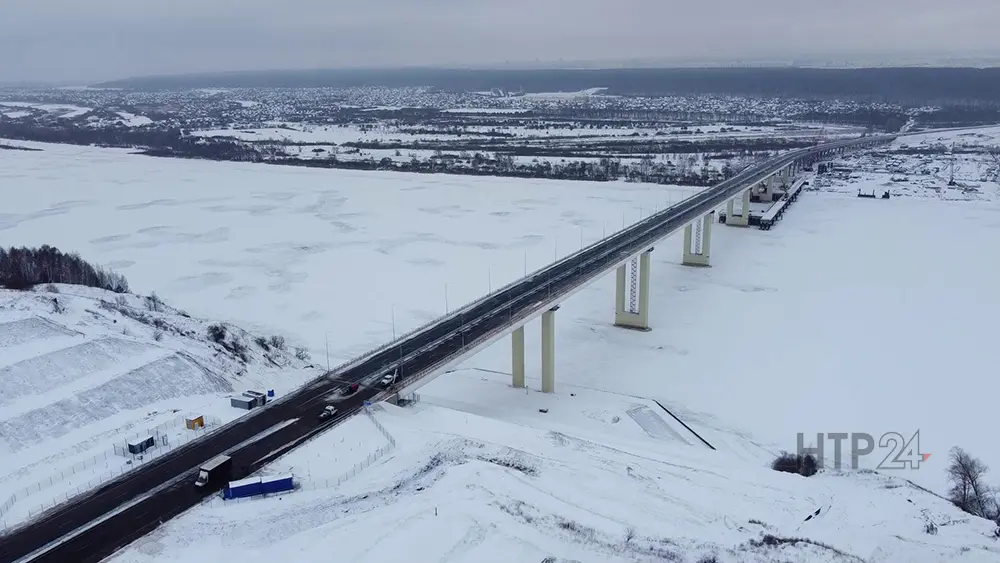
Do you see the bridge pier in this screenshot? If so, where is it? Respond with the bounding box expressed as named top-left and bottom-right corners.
top-left (541, 307), bottom-right (557, 393)
top-left (759, 177), bottom-right (775, 203)
top-left (726, 189), bottom-right (751, 227)
top-left (510, 308), bottom-right (558, 393)
top-left (615, 249), bottom-right (653, 331)
top-left (682, 212), bottom-right (713, 267)
top-left (511, 325), bottom-right (525, 388)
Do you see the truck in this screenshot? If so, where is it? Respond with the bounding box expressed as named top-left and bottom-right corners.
top-left (223, 476), bottom-right (262, 499)
top-left (194, 455), bottom-right (232, 488)
top-left (223, 474), bottom-right (295, 499)
top-left (260, 474), bottom-right (295, 495)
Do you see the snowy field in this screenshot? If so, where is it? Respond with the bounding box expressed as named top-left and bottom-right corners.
top-left (191, 121), bottom-right (857, 145)
top-left (108, 400), bottom-right (999, 563)
top-left (2, 132), bottom-right (999, 558)
top-left (811, 127), bottom-right (1000, 202)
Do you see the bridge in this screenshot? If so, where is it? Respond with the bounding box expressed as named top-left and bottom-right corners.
top-left (0, 133), bottom-right (894, 563)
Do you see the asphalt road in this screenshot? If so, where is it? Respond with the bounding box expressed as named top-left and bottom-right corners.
top-left (0, 133), bottom-right (895, 563)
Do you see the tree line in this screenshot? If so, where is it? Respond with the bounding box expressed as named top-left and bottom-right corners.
top-left (0, 245), bottom-right (129, 292)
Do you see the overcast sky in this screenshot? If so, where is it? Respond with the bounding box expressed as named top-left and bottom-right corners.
top-left (2, 0), bottom-right (999, 84)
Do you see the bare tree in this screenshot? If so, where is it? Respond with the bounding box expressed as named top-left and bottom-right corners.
top-left (623, 527), bottom-right (636, 545)
top-left (946, 447), bottom-right (995, 519)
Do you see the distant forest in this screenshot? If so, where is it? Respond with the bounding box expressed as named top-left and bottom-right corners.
top-left (95, 67), bottom-right (1000, 105)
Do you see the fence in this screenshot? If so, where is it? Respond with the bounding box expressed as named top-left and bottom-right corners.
top-left (206, 406), bottom-right (397, 507)
top-left (1, 415), bottom-right (221, 527)
top-left (0, 494), bottom-right (14, 529)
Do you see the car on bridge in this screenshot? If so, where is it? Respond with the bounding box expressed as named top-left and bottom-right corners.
top-left (340, 382), bottom-right (360, 396)
top-left (319, 405), bottom-right (338, 420)
top-left (379, 369), bottom-right (400, 387)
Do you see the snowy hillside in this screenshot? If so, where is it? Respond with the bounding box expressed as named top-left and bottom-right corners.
top-left (0, 285), bottom-right (315, 528)
top-left (108, 397), bottom-right (1000, 563)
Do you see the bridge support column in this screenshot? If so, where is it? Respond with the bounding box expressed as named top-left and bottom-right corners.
top-left (760, 178), bottom-right (774, 203)
top-left (682, 212), bottom-right (713, 267)
top-left (511, 326), bottom-right (525, 388)
top-left (726, 189), bottom-right (751, 227)
top-left (541, 307), bottom-right (557, 393)
top-left (615, 249), bottom-right (652, 331)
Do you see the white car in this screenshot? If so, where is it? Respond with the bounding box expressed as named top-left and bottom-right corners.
top-left (318, 405), bottom-right (337, 420)
top-left (379, 369), bottom-right (399, 387)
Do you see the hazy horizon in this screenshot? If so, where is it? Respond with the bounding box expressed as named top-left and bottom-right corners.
top-left (3, 0), bottom-right (999, 85)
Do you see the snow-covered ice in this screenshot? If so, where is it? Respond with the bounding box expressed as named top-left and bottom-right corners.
top-left (0, 140), bottom-right (701, 366)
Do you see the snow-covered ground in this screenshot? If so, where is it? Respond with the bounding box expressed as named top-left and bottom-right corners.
top-left (808, 127), bottom-right (1000, 202)
top-left (0, 285), bottom-right (314, 528)
top-left (191, 121), bottom-right (852, 145)
top-left (107, 398), bottom-right (999, 563)
top-left (458, 175), bottom-right (1000, 497)
top-left (2, 131), bottom-right (999, 559)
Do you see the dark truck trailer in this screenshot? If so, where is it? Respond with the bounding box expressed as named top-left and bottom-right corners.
top-left (194, 455), bottom-right (232, 489)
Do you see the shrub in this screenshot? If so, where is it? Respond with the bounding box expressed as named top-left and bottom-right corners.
top-left (51, 297), bottom-right (65, 314)
top-left (294, 347), bottom-right (310, 361)
top-left (226, 338), bottom-right (249, 363)
top-left (254, 336), bottom-right (270, 351)
top-left (623, 527), bottom-right (635, 545)
top-left (145, 291), bottom-right (164, 312)
top-left (152, 329), bottom-right (164, 342)
top-left (268, 335), bottom-right (286, 351)
top-left (45, 283), bottom-right (59, 293)
top-left (772, 452), bottom-right (819, 477)
top-left (0, 245), bottom-right (129, 292)
top-left (114, 294), bottom-right (128, 307)
top-left (207, 324), bottom-right (227, 343)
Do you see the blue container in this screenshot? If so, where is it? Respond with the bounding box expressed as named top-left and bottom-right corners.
top-left (223, 477), bottom-right (262, 499)
top-left (267, 389), bottom-right (275, 397)
top-left (259, 474), bottom-right (294, 495)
